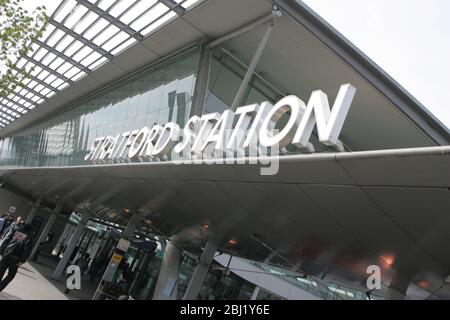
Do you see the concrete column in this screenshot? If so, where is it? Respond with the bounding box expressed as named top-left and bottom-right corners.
top-left (153, 241), bottom-right (181, 300)
top-left (92, 214), bottom-right (140, 300)
top-left (52, 224), bottom-right (76, 257)
top-left (52, 212), bottom-right (91, 280)
top-left (385, 272), bottom-right (410, 300)
top-left (25, 199), bottom-right (41, 224)
top-left (30, 204), bottom-right (61, 261)
top-left (183, 233), bottom-right (222, 300)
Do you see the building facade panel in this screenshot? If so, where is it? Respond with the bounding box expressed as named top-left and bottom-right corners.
top-left (0, 47), bottom-right (200, 167)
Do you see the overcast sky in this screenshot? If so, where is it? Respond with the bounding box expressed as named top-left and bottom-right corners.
top-left (302, 0), bottom-right (450, 129)
top-left (22, 0), bottom-right (450, 129)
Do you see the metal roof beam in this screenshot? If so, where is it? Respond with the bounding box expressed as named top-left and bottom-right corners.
top-left (24, 56), bottom-right (73, 85)
top-left (0, 113), bottom-right (14, 123)
top-left (1, 96), bottom-right (32, 111)
top-left (34, 39), bottom-right (90, 73)
top-left (0, 104), bottom-right (26, 117)
top-left (5, 94), bottom-right (38, 109)
top-left (0, 108), bottom-right (20, 120)
top-left (49, 20), bottom-right (114, 60)
top-left (13, 67), bottom-right (61, 94)
top-left (76, 0), bottom-right (144, 41)
top-left (0, 118), bottom-right (11, 125)
top-left (160, 0), bottom-right (186, 15)
top-left (12, 86), bottom-right (48, 104)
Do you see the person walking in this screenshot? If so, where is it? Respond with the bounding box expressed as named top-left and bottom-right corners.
top-left (0, 214), bottom-right (9, 235)
top-left (0, 214), bottom-right (13, 239)
top-left (0, 224), bottom-right (34, 291)
top-left (2, 216), bottom-right (24, 237)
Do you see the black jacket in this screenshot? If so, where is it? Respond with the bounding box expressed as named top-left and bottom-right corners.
top-left (0, 230), bottom-right (33, 263)
top-left (2, 222), bottom-right (21, 238)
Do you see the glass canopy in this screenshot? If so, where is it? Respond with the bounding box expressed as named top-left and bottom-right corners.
top-left (0, 0), bottom-right (201, 128)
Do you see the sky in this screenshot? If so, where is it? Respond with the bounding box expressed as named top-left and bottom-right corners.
top-left (302, 0), bottom-right (450, 129)
top-left (20, 0), bottom-right (450, 129)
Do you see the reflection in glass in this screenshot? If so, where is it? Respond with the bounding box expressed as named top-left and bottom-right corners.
top-left (204, 48), bottom-right (328, 153)
top-left (0, 48), bottom-right (199, 168)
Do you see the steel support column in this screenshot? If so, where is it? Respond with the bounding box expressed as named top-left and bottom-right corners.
top-left (230, 22), bottom-right (274, 111)
top-left (31, 181), bottom-right (90, 261)
top-left (52, 212), bottom-right (92, 280)
top-left (30, 204), bottom-right (62, 261)
top-left (207, 10), bottom-right (281, 49)
top-left (183, 232), bottom-right (223, 300)
top-left (190, 42), bottom-right (211, 117)
top-left (26, 199), bottom-right (41, 224)
top-left (153, 240), bottom-right (181, 300)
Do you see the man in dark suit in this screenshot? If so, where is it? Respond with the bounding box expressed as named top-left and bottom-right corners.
top-left (0, 223), bottom-right (34, 291)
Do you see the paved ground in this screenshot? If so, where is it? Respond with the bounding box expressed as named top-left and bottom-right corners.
top-left (0, 262), bottom-right (69, 300)
top-left (0, 256), bottom-right (96, 300)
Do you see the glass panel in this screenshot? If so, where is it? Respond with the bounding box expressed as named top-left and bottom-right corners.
top-left (0, 47), bottom-right (199, 168)
top-left (204, 48), bottom-right (328, 153)
top-left (205, 48), bottom-right (279, 114)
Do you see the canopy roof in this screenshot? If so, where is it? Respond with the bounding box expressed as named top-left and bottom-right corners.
top-left (0, 0), bottom-right (201, 129)
top-left (1, 146), bottom-right (450, 299)
top-left (1, 0), bottom-right (448, 150)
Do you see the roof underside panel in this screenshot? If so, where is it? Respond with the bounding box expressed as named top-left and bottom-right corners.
top-left (0, 146), bottom-right (449, 299)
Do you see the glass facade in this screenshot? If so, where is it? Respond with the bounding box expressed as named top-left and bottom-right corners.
top-left (204, 48), bottom-right (328, 153)
top-left (0, 45), bottom-right (343, 170)
top-left (44, 212), bottom-right (373, 300)
top-left (129, 250), bottom-right (284, 300)
top-left (0, 47), bottom-right (200, 167)
top-left (253, 261), bottom-right (369, 300)
top-left (0, 43), bottom-right (366, 300)
top-left (204, 48), bottom-right (280, 114)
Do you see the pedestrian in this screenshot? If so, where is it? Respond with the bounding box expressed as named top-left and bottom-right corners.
top-left (0, 223), bottom-right (34, 291)
top-left (0, 214), bottom-right (13, 239)
top-left (0, 214), bottom-right (9, 235)
top-left (2, 216), bottom-right (24, 237)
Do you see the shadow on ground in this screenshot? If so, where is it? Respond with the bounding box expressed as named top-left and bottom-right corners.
top-left (28, 255), bottom-right (97, 300)
top-left (0, 254), bottom-right (96, 300)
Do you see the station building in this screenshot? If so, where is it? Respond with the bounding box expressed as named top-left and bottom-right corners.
top-left (0, 0), bottom-right (449, 300)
